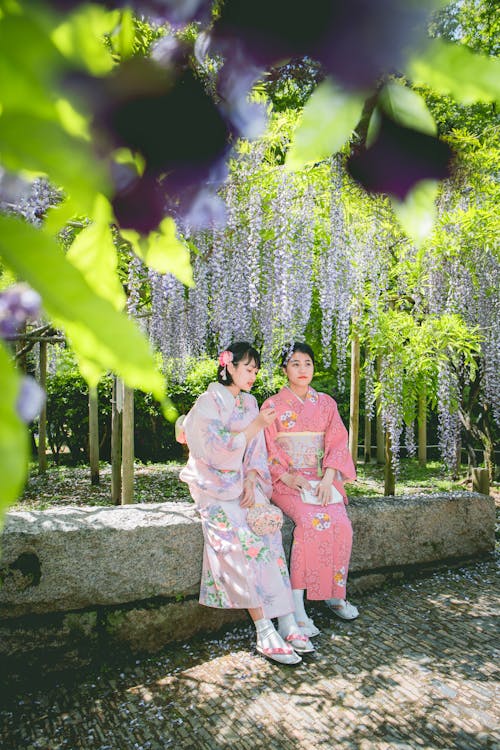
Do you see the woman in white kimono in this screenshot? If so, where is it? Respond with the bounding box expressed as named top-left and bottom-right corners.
top-left (178, 342), bottom-right (313, 665)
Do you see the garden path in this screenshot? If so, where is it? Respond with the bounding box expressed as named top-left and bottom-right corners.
top-left (1, 558), bottom-right (498, 750)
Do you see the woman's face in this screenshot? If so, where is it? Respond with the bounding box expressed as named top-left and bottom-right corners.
top-left (284, 351), bottom-right (314, 388)
top-left (227, 356), bottom-right (259, 392)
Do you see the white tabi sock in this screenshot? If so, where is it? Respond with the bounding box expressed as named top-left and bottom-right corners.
top-left (277, 612), bottom-right (299, 634)
top-left (254, 617), bottom-right (273, 635)
top-left (326, 597), bottom-right (343, 606)
top-left (292, 589), bottom-right (308, 623)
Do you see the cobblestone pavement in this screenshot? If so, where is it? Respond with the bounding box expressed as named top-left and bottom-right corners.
top-left (1, 559), bottom-right (499, 750)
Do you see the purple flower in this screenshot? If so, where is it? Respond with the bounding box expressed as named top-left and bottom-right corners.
top-left (211, 0), bottom-right (433, 90)
top-left (0, 284), bottom-right (41, 339)
top-left (347, 114), bottom-right (453, 200)
top-left (16, 376), bottom-right (46, 423)
top-left (82, 57), bottom-right (236, 232)
top-left (95, 59), bottom-right (232, 173)
top-left (112, 170), bottom-right (166, 234)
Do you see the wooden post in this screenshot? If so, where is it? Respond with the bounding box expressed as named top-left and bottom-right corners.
top-left (88, 385), bottom-right (100, 486)
top-left (384, 430), bottom-right (396, 496)
top-left (348, 333), bottom-right (360, 466)
top-left (121, 383), bottom-right (134, 504)
top-left (471, 467), bottom-right (489, 496)
top-left (364, 414), bottom-right (372, 464)
top-left (37, 340), bottom-right (47, 474)
top-left (111, 376), bottom-right (122, 505)
top-left (376, 357), bottom-right (385, 464)
top-left (417, 390), bottom-right (427, 468)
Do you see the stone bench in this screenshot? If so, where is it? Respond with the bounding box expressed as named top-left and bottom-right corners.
top-left (0, 492), bottom-right (495, 679)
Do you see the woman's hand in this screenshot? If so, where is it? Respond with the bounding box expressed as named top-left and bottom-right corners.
top-left (242, 407), bottom-right (276, 444)
top-left (315, 477), bottom-right (333, 506)
top-left (240, 473), bottom-right (257, 508)
top-left (256, 406), bottom-right (276, 429)
top-left (280, 473), bottom-right (312, 492)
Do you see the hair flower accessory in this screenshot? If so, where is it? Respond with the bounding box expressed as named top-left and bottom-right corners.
top-left (218, 350), bottom-right (233, 367)
top-left (218, 349), bottom-right (233, 381)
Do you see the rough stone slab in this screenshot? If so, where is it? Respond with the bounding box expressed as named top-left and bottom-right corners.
top-left (348, 491), bottom-right (495, 572)
top-left (0, 503), bottom-right (203, 618)
top-left (0, 492), bottom-right (494, 621)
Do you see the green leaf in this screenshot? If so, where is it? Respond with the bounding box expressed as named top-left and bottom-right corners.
top-left (378, 82), bottom-right (437, 135)
top-left (122, 218), bottom-right (194, 286)
top-left (0, 113), bottom-right (110, 215)
top-left (0, 215), bottom-right (164, 397)
top-left (0, 342), bottom-right (29, 527)
top-left (391, 179), bottom-right (439, 247)
top-left (51, 5), bottom-right (119, 75)
top-left (67, 195), bottom-right (126, 311)
top-left (407, 39), bottom-right (500, 104)
top-left (0, 13), bottom-right (63, 118)
top-left (110, 8), bottom-right (136, 60)
top-left (285, 79), bottom-right (365, 171)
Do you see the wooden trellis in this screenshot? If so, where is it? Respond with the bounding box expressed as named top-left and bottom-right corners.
top-left (8, 327), bottom-right (135, 504)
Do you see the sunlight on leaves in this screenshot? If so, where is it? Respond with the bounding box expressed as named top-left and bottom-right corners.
top-left (391, 179), bottom-right (439, 247)
top-left (66, 194), bottom-right (126, 311)
top-left (408, 39), bottom-right (500, 104)
top-left (378, 82), bottom-right (437, 135)
top-left (122, 218), bottom-right (194, 286)
top-left (52, 5), bottom-right (119, 75)
top-left (285, 79), bottom-right (365, 171)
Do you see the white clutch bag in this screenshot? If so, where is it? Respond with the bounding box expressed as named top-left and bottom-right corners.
top-left (300, 480), bottom-right (344, 505)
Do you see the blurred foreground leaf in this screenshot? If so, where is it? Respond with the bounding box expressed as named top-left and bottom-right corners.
top-left (66, 195), bottom-right (126, 311)
top-left (0, 342), bottom-right (29, 527)
top-left (391, 179), bottom-right (439, 247)
top-left (123, 218), bottom-right (194, 286)
top-left (286, 79), bottom-right (365, 171)
top-left (0, 215), bottom-right (164, 396)
top-left (408, 39), bottom-right (500, 104)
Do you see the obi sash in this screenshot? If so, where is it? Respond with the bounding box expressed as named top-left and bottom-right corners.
top-left (275, 431), bottom-right (325, 472)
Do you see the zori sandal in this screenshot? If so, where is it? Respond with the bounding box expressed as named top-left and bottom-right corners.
top-left (297, 617), bottom-right (320, 638)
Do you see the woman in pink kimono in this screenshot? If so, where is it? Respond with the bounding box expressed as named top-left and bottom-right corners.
top-left (262, 342), bottom-right (358, 638)
top-left (179, 342), bottom-right (313, 665)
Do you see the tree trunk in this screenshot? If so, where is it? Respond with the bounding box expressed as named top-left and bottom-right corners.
top-left (348, 334), bottom-right (360, 466)
top-left (111, 376), bottom-right (122, 505)
top-left (121, 384), bottom-right (134, 504)
top-left (384, 430), bottom-right (395, 496)
top-left (37, 341), bottom-right (47, 474)
top-left (417, 390), bottom-right (427, 468)
top-left (376, 357), bottom-right (385, 464)
top-left (88, 385), bottom-right (100, 486)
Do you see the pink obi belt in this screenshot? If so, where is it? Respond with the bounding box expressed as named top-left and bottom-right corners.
top-left (275, 431), bottom-right (325, 471)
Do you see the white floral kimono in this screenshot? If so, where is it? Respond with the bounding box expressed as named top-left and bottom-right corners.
top-left (180, 382), bottom-right (293, 618)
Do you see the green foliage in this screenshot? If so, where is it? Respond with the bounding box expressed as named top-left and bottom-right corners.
top-left (0, 342), bottom-right (29, 524)
top-left (366, 309), bottom-right (481, 424)
top-left (44, 369), bottom-right (183, 464)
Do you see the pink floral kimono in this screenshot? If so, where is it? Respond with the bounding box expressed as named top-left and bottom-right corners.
top-left (262, 386), bottom-right (357, 601)
top-left (179, 382), bottom-right (293, 619)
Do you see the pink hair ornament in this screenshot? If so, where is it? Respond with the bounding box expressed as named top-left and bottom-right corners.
top-left (218, 350), bottom-right (233, 380)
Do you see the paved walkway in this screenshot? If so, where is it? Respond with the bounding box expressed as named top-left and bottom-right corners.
top-left (1, 558), bottom-right (499, 750)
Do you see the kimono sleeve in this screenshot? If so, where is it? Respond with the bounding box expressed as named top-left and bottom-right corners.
top-left (183, 392), bottom-right (246, 471)
top-left (242, 396), bottom-right (273, 496)
top-left (262, 396), bottom-right (292, 485)
top-left (322, 395), bottom-right (357, 482)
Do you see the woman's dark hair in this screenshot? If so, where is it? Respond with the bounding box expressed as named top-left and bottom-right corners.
top-left (280, 342), bottom-right (315, 368)
top-left (217, 341), bottom-right (261, 385)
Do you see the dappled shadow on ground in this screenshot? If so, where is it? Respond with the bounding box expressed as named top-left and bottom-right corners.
top-left (1, 557), bottom-right (498, 750)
